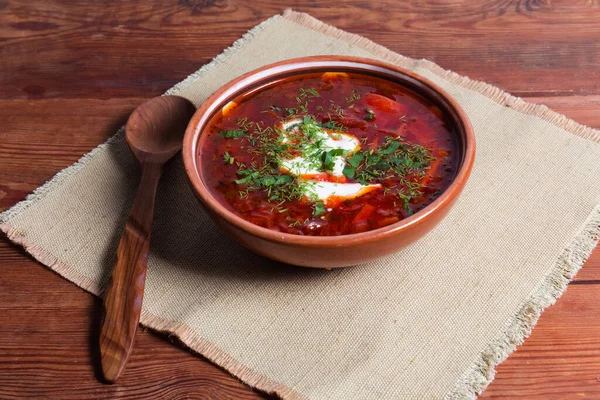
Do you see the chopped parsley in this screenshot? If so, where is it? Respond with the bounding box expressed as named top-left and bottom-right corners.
top-left (223, 152), bottom-right (234, 164)
top-left (340, 136), bottom-right (434, 209)
top-left (321, 148), bottom-right (347, 171)
top-left (318, 120), bottom-right (345, 131)
top-left (234, 163), bottom-right (313, 203)
top-left (220, 129), bottom-right (245, 138)
top-left (364, 109), bottom-right (375, 121)
top-left (313, 201), bottom-right (326, 216)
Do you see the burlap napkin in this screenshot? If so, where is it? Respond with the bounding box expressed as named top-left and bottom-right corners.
top-left (2, 10), bottom-right (600, 400)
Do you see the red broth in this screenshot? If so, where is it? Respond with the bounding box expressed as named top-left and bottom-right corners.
top-left (199, 72), bottom-right (459, 236)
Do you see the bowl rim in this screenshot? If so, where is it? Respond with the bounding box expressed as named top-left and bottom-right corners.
top-left (182, 55), bottom-right (475, 248)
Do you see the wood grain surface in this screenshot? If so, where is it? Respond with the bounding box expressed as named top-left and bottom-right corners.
top-left (1, 1), bottom-right (599, 398)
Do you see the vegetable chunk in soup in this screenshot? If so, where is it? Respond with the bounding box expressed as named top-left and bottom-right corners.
top-left (199, 72), bottom-right (459, 236)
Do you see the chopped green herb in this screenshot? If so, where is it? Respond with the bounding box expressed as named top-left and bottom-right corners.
top-left (223, 152), bottom-right (234, 164)
top-left (304, 88), bottom-right (320, 97)
top-left (317, 120), bottom-right (346, 132)
top-left (296, 87), bottom-right (320, 104)
top-left (288, 220), bottom-right (303, 228)
top-left (345, 89), bottom-right (361, 103)
top-left (321, 148), bottom-right (346, 171)
top-left (220, 129), bottom-right (245, 138)
top-left (378, 140), bottom-right (400, 155)
top-left (342, 165), bottom-right (356, 179)
top-left (397, 192), bottom-right (413, 215)
top-left (347, 152), bottom-right (364, 167)
top-left (318, 121), bottom-right (336, 129)
top-left (236, 117), bottom-right (254, 131)
top-left (341, 136), bottom-right (435, 205)
top-left (313, 201), bottom-right (326, 216)
top-left (235, 164), bottom-right (303, 200)
top-left (364, 109), bottom-right (375, 121)
top-left (329, 100), bottom-right (345, 117)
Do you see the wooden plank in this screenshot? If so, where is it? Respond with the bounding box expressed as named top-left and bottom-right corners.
top-left (481, 283), bottom-right (600, 399)
top-left (2, 1), bottom-right (600, 100)
top-left (0, 99), bottom-right (142, 208)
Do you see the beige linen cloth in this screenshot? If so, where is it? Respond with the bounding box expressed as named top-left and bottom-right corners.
top-left (2, 10), bottom-right (600, 400)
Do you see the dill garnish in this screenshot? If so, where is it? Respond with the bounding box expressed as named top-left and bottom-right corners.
top-left (236, 117), bottom-right (254, 131)
top-left (313, 201), bottom-right (326, 216)
top-left (345, 89), bottom-right (361, 103)
top-left (329, 100), bottom-right (345, 117)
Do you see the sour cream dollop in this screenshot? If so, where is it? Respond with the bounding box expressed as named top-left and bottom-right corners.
top-left (278, 118), bottom-right (380, 203)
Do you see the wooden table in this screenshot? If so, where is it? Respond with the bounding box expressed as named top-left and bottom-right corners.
top-left (1, 1), bottom-right (599, 398)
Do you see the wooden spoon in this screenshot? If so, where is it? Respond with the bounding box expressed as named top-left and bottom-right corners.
top-left (99, 95), bottom-right (196, 383)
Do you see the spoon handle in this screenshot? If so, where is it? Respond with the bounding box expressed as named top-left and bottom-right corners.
top-left (99, 161), bottom-right (163, 383)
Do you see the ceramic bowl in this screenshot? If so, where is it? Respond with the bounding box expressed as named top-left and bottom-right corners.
top-left (182, 56), bottom-right (475, 268)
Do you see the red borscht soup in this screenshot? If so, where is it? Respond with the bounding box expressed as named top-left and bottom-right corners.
top-left (199, 72), bottom-right (459, 236)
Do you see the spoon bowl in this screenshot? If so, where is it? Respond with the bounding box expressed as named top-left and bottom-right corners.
top-left (126, 96), bottom-right (196, 160)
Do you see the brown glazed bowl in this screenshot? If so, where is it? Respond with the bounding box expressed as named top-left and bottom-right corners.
top-left (182, 56), bottom-right (475, 268)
